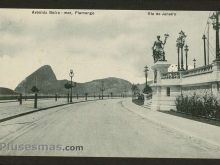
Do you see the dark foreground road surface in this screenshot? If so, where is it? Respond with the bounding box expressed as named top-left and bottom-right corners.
top-left (0, 98), bottom-right (220, 158)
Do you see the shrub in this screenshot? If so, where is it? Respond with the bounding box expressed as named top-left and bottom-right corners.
top-left (175, 93), bottom-right (220, 119)
top-left (143, 84), bottom-right (152, 94)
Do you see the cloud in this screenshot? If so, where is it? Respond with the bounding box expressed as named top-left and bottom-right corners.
top-left (0, 9), bottom-right (212, 89)
top-left (0, 18), bottom-right (25, 34)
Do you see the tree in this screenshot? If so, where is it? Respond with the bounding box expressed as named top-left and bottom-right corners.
top-left (64, 82), bottom-right (77, 89)
top-left (31, 86), bottom-right (39, 93)
top-left (142, 84), bottom-right (152, 94)
top-left (64, 82), bottom-right (72, 89)
top-left (31, 86), bottom-right (39, 108)
top-left (131, 84), bottom-right (140, 96)
top-left (64, 82), bottom-right (77, 102)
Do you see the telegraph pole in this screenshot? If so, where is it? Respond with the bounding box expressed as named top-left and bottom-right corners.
top-left (202, 34), bottom-right (207, 65)
top-left (100, 80), bottom-right (105, 100)
top-left (207, 21), bottom-right (210, 64)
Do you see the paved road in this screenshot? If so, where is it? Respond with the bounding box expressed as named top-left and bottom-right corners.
top-left (0, 98), bottom-right (220, 158)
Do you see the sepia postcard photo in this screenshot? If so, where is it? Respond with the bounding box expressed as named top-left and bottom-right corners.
top-left (0, 8), bottom-right (220, 159)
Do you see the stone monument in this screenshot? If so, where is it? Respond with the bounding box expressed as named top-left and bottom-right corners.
top-left (150, 34), bottom-right (172, 111)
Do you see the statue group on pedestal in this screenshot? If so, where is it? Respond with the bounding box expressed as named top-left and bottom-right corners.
top-left (152, 34), bottom-right (169, 63)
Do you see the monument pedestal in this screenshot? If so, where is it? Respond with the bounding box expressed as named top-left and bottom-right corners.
top-left (150, 61), bottom-right (171, 111)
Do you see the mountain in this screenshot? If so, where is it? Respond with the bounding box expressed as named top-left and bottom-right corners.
top-left (15, 65), bottom-right (58, 94)
top-left (72, 77), bottom-right (132, 96)
top-left (15, 65), bottom-right (132, 96)
top-left (0, 87), bottom-right (18, 95)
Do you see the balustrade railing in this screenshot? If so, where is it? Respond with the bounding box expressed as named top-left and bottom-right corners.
top-left (183, 64), bottom-right (213, 77)
top-left (161, 64), bottom-right (213, 80)
top-left (161, 72), bottom-right (180, 79)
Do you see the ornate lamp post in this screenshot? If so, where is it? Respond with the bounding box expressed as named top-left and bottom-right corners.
top-left (144, 65), bottom-right (149, 86)
top-left (184, 45), bottom-right (189, 70)
top-left (177, 31), bottom-right (187, 71)
top-left (69, 69), bottom-right (74, 103)
top-left (193, 58), bottom-right (196, 69)
top-left (210, 11), bottom-right (220, 61)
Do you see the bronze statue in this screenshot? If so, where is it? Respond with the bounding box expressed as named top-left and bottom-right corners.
top-left (152, 34), bottom-right (169, 63)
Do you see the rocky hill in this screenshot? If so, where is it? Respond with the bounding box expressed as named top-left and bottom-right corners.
top-left (0, 87), bottom-right (18, 95)
top-left (73, 77), bottom-right (132, 96)
top-left (15, 65), bottom-right (132, 96)
top-left (15, 65), bottom-right (58, 94)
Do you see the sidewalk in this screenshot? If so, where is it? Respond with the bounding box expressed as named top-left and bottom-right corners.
top-left (0, 97), bottom-right (98, 122)
top-left (122, 98), bottom-right (220, 147)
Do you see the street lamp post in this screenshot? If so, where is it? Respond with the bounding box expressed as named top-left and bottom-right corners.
top-left (69, 69), bottom-right (74, 103)
top-left (177, 31), bottom-right (187, 71)
top-left (177, 44), bottom-right (180, 71)
top-left (144, 65), bottom-right (149, 86)
top-left (184, 45), bottom-right (189, 70)
top-left (193, 58), bottom-right (196, 69)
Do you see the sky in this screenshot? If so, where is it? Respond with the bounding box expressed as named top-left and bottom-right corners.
top-left (0, 9), bottom-right (215, 89)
